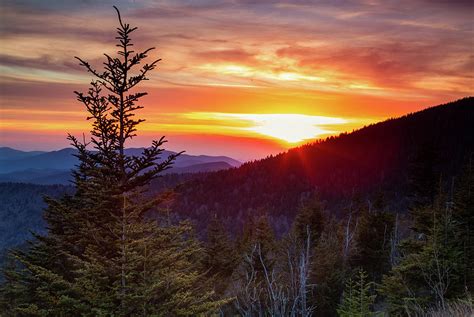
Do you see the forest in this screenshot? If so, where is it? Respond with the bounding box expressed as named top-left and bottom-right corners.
top-left (0, 7), bottom-right (473, 317)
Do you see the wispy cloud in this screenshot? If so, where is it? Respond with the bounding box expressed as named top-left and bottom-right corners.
top-left (0, 0), bottom-right (471, 157)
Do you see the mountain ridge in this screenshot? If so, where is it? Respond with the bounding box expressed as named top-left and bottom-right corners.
top-left (0, 147), bottom-right (46, 160)
top-left (1, 97), bottom-right (473, 249)
top-left (0, 147), bottom-right (241, 183)
top-left (168, 97), bottom-right (474, 230)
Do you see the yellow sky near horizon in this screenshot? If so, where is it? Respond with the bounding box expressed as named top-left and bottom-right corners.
top-left (0, 1), bottom-right (472, 160)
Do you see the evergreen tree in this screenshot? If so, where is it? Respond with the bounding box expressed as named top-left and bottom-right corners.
top-left (0, 195), bottom-right (91, 315)
top-left (252, 214), bottom-right (277, 272)
top-left (352, 196), bottom-right (394, 282)
top-left (238, 214), bottom-right (276, 269)
top-left (0, 7), bottom-right (222, 316)
top-left (311, 217), bottom-right (345, 316)
top-left (380, 183), bottom-right (466, 315)
top-left (452, 157), bottom-right (474, 294)
top-left (292, 196), bottom-right (325, 248)
top-left (203, 215), bottom-right (237, 296)
top-left (337, 268), bottom-right (377, 317)
top-left (232, 214), bottom-right (279, 314)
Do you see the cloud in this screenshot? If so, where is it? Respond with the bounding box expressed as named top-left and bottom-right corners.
top-left (194, 49), bottom-right (257, 64)
top-left (0, 54), bottom-right (84, 73)
top-left (0, 0), bottom-right (472, 156)
top-left (276, 37), bottom-right (471, 92)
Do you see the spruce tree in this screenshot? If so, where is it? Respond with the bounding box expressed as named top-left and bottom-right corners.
top-left (352, 200), bottom-right (394, 282)
top-left (0, 7), bottom-right (223, 316)
top-left (292, 196), bottom-right (325, 247)
top-left (453, 158), bottom-right (474, 294)
top-left (337, 268), bottom-right (377, 317)
top-left (203, 215), bottom-right (237, 296)
top-left (311, 217), bottom-right (345, 315)
top-left (232, 214), bottom-right (278, 314)
top-left (380, 181), bottom-right (466, 315)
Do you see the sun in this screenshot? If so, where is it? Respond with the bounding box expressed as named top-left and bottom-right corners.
top-left (183, 112), bottom-right (349, 143)
top-left (243, 114), bottom-right (347, 143)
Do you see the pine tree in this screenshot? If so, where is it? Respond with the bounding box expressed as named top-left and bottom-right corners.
top-left (203, 215), bottom-right (237, 296)
top-left (251, 214), bottom-right (277, 273)
top-left (453, 157), bottom-right (474, 294)
top-left (352, 196), bottom-right (394, 282)
top-left (238, 214), bottom-right (276, 267)
top-left (232, 214), bottom-right (279, 314)
top-left (0, 7), bottom-right (223, 315)
top-left (311, 217), bottom-right (345, 316)
top-left (0, 195), bottom-right (91, 315)
top-left (380, 182), bottom-right (466, 315)
top-left (337, 268), bottom-right (377, 317)
top-left (292, 196), bottom-right (325, 248)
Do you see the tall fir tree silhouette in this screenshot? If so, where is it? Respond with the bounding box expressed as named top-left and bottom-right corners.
top-left (0, 7), bottom-right (223, 315)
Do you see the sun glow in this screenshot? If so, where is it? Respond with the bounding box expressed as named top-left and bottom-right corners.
top-left (185, 112), bottom-right (348, 143)
top-left (246, 114), bottom-right (345, 143)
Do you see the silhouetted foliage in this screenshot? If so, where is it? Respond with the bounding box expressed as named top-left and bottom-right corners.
top-left (380, 170), bottom-right (472, 315)
top-left (0, 7), bottom-right (222, 315)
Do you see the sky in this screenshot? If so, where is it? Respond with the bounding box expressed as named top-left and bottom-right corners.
top-left (0, 0), bottom-right (472, 161)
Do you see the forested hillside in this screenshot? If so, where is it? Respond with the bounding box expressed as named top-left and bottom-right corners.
top-left (171, 97), bottom-right (474, 233)
top-left (0, 183), bottom-right (73, 262)
top-left (1, 98), bottom-right (473, 254)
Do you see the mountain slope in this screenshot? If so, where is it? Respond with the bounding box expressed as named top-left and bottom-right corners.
top-left (0, 148), bottom-right (78, 173)
top-left (0, 147), bottom-right (241, 183)
top-left (171, 161), bottom-right (234, 174)
top-left (0, 147), bottom-right (46, 160)
top-left (0, 183), bottom-right (73, 262)
top-left (0, 162), bottom-right (235, 185)
top-left (0, 169), bottom-right (71, 184)
top-left (1, 97), bottom-right (472, 254)
top-left (170, 97), bottom-right (474, 227)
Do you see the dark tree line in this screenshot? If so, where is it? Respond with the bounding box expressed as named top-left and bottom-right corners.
top-left (0, 183), bottom-right (73, 264)
top-left (200, 163), bottom-right (473, 316)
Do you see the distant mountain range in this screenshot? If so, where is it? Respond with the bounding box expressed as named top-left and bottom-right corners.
top-left (1, 97), bottom-right (473, 257)
top-left (0, 147), bottom-right (46, 160)
top-left (0, 147), bottom-right (241, 184)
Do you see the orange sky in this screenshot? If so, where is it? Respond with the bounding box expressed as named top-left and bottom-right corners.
top-left (0, 0), bottom-right (472, 161)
